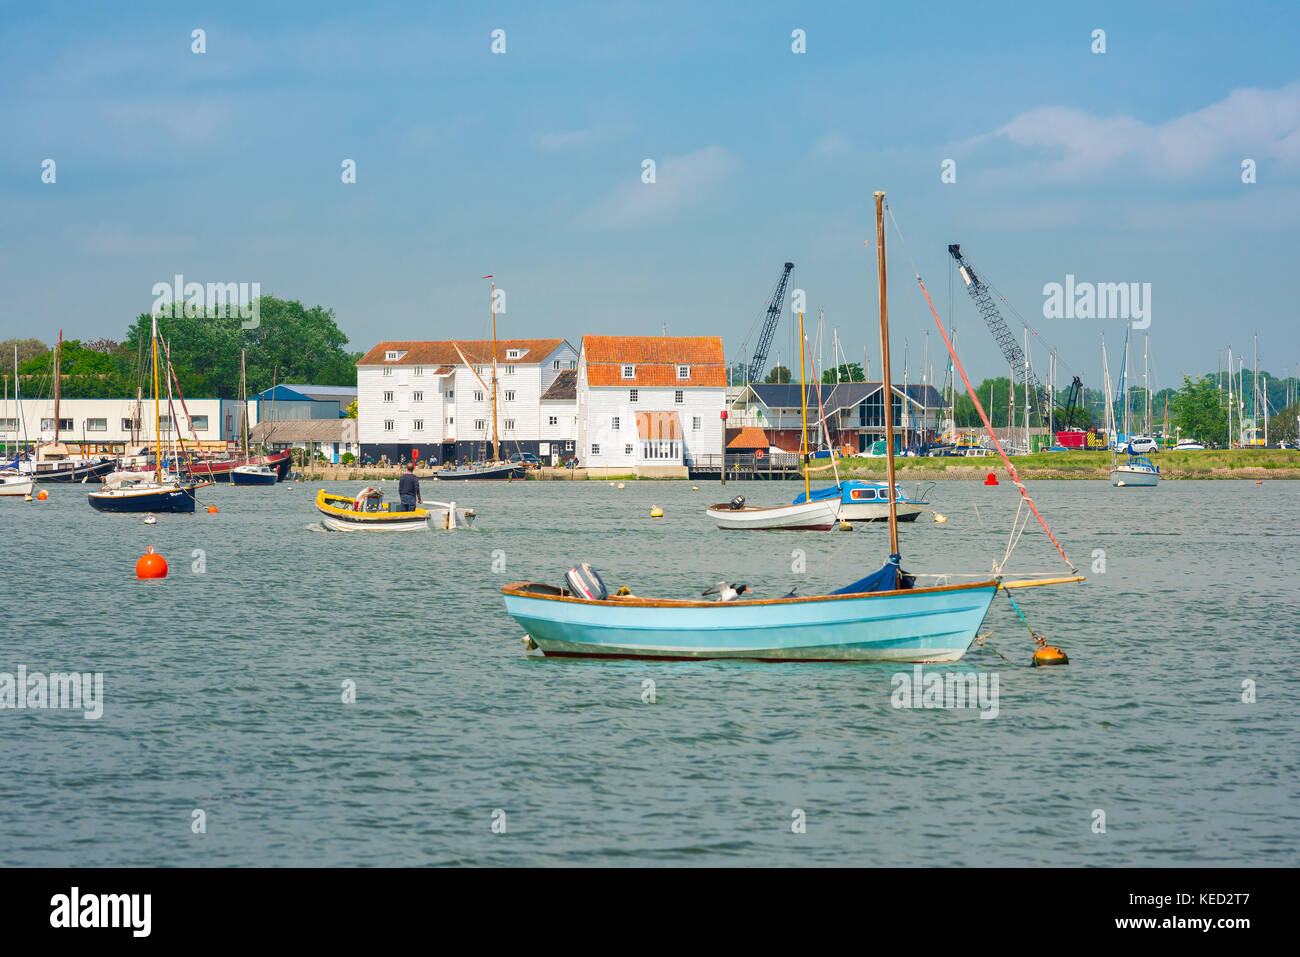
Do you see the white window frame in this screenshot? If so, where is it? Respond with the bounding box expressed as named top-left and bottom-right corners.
top-left (677, 364), bottom-right (690, 379)
top-left (675, 390), bottom-right (684, 403)
top-left (384, 420), bottom-right (395, 431)
top-left (413, 419), bottom-right (424, 431)
top-left (629, 389), bottom-right (638, 403)
top-left (621, 364), bottom-right (636, 379)
top-left (383, 391), bottom-right (394, 402)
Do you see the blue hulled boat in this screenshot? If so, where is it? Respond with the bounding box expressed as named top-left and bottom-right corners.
top-left (794, 480), bottom-right (930, 523)
top-left (502, 563), bottom-right (998, 662)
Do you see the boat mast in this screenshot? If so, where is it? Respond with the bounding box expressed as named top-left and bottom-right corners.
top-left (489, 277), bottom-right (500, 463)
top-left (53, 330), bottom-right (62, 444)
top-left (151, 315), bottom-right (162, 484)
top-left (797, 310), bottom-right (811, 502)
top-left (874, 190), bottom-right (899, 556)
top-left (240, 349), bottom-right (249, 458)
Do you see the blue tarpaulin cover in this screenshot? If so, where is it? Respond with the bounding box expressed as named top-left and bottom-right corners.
top-left (831, 553), bottom-right (912, 594)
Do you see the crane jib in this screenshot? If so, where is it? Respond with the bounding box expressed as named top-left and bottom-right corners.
top-left (947, 243), bottom-right (1051, 409)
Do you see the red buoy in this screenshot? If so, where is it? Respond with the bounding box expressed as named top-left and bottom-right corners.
top-left (136, 546), bottom-right (168, 579)
top-left (206, 505), bottom-right (218, 513)
top-left (36, 489), bottom-right (49, 500)
top-left (984, 472), bottom-right (999, 486)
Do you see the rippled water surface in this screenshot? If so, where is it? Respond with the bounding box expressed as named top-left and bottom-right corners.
top-left (2, 476), bottom-right (1297, 866)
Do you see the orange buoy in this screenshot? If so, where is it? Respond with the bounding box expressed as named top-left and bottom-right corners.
top-left (1032, 645), bottom-right (1069, 667)
top-left (36, 489), bottom-right (49, 500)
top-left (983, 472), bottom-right (999, 486)
top-left (136, 546), bottom-right (168, 579)
top-left (206, 505), bottom-right (219, 513)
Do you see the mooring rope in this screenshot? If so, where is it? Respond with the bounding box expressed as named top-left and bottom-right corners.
top-left (884, 201), bottom-right (1077, 575)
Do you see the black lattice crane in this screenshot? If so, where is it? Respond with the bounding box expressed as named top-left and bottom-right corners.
top-left (947, 244), bottom-right (1049, 409)
top-left (747, 262), bottom-right (795, 383)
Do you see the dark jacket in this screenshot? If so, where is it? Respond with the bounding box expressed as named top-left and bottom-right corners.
top-left (398, 472), bottom-right (420, 498)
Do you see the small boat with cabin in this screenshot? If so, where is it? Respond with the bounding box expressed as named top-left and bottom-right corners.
top-left (315, 486), bottom-right (475, 531)
top-left (795, 480), bottom-right (930, 522)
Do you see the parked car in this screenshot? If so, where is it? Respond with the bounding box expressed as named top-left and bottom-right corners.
top-left (1126, 435), bottom-right (1159, 453)
top-left (508, 452), bottom-right (542, 467)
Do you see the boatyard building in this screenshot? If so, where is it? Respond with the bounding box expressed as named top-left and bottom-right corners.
top-left (356, 338), bottom-right (578, 465)
top-left (576, 335), bottom-right (727, 477)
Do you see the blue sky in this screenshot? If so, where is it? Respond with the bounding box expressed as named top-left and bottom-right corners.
top-left (3, 0), bottom-right (1298, 389)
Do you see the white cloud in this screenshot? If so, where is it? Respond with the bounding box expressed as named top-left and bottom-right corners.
top-left (809, 133), bottom-right (851, 159)
top-left (981, 81), bottom-right (1300, 183)
top-left (575, 146), bottom-right (739, 228)
top-left (537, 129), bottom-right (600, 151)
top-left (83, 227), bottom-right (196, 257)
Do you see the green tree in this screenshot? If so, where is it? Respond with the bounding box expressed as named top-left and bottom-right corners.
top-left (345, 399), bottom-right (358, 419)
top-left (120, 295), bottom-right (357, 398)
top-left (821, 362), bottom-right (864, 384)
top-left (1273, 401), bottom-right (1299, 445)
top-left (1171, 375), bottom-right (1228, 447)
top-left (764, 364), bottom-right (792, 384)
top-left (0, 338), bottom-right (51, 367)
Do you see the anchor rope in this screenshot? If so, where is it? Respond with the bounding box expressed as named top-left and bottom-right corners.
top-left (883, 201), bottom-right (1077, 575)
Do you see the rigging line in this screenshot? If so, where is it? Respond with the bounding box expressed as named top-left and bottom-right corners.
top-left (885, 200), bottom-right (1077, 575)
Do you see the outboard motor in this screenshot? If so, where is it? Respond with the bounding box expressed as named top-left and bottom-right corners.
top-left (565, 562), bottom-right (609, 600)
top-left (729, 495), bottom-right (745, 510)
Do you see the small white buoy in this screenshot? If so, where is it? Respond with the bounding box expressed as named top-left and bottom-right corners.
top-left (144, 515), bottom-right (157, 525)
top-left (934, 513), bottom-right (947, 523)
top-left (617, 483), bottom-right (625, 489)
top-left (651, 506), bottom-right (664, 518)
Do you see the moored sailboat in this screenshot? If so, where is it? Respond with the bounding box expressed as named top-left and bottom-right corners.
top-left (502, 191), bottom-right (1083, 662)
top-left (88, 315), bottom-right (199, 514)
top-left (706, 307), bottom-right (842, 530)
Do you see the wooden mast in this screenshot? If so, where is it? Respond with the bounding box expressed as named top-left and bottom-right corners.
top-left (240, 349), bottom-right (249, 458)
top-left (797, 310), bottom-right (811, 501)
top-left (151, 315), bottom-right (162, 484)
top-left (489, 277), bottom-right (500, 463)
top-left (53, 330), bottom-right (62, 444)
top-left (874, 190), bottom-right (899, 556)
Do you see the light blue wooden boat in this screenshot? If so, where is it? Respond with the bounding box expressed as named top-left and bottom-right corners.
top-left (501, 572), bottom-right (998, 662)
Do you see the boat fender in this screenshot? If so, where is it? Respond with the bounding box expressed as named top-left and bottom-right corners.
top-left (729, 495), bottom-right (745, 510)
top-left (983, 472), bottom-right (998, 486)
top-left (1031, 645), bottom-right (1069, 667)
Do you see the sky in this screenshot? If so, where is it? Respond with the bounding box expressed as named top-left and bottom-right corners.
top-left (2, 0), bottom-right (1299, 391)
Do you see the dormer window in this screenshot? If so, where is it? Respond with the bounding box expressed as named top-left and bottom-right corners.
top-left (677, 364), bottom-right (690, 380)
top-left (384, 350), bottom-right (407, 362)
top-left (506, 349), bottom-right (524, 360)
top-left (621, 364), bottom-right (636, 379)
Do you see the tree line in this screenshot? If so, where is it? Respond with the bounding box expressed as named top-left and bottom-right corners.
top-left (1, 297), bottom-right (360, 401)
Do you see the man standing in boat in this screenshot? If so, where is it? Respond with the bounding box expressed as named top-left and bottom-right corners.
top-left (399, 463), bottom-right (422, 511)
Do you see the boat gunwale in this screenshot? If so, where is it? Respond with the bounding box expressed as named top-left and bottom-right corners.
top-left (315, 489), bottom-right (428, 520)
top-left (500, 577), bottom-right (1001, 609)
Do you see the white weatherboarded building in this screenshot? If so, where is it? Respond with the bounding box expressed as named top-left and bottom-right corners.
top-left (356, 338), bottom-right (577, 465)
top-left (576, 335), bottom-right (726, 477)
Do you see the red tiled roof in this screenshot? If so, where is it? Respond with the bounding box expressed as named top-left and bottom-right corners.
top-left (357, 339), bottom-right (567, 366)
top-left (726, 427), bottom-right (770, 450)
top-left (582, 335), bottom-right (725, 387)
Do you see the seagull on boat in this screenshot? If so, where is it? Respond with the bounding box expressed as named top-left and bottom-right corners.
top-left (703, 581), bottom-right (751, 602)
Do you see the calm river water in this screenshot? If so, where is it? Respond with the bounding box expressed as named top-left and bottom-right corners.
top-left (2, 477), bottom-right (1296, 866)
